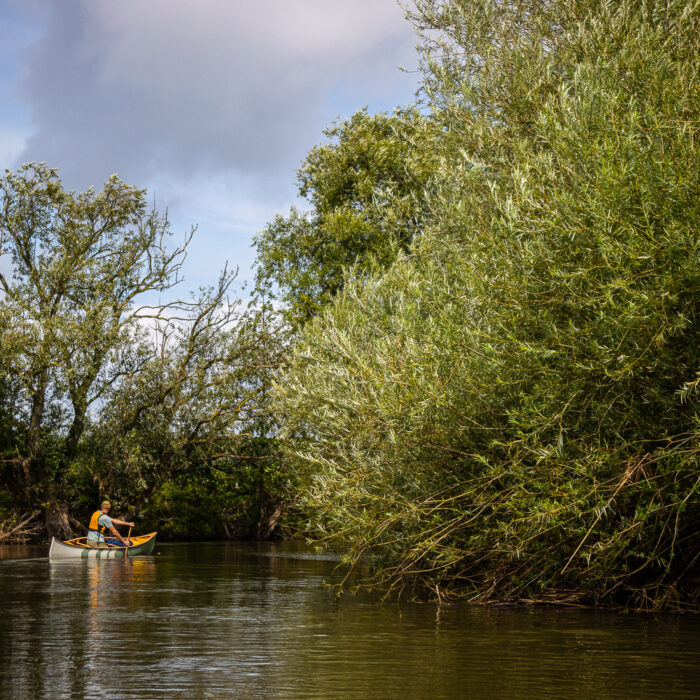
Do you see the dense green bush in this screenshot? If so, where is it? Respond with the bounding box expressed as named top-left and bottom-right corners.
top-left (274, 0), bottom-right (700, 608)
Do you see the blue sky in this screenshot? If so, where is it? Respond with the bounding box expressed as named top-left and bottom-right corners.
top-left (0, 0), bottom-right (421, 300)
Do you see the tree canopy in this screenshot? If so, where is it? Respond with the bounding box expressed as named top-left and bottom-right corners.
top-left (253, 108), bottom-right (436, 328)
top-left (0, 164), bottom-right (286, 539)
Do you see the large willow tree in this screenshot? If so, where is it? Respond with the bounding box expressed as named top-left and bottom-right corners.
top-left (273, 0), bottom-right (700, 608)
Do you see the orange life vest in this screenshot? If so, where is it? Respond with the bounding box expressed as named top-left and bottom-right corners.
top-left (88, 510), bottom-right (108, 535)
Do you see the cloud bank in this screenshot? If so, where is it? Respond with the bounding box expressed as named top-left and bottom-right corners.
top-left (15, 0), bottom-right (420, 190)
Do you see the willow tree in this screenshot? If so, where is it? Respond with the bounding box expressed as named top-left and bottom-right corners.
top-left (274, 0), bottom-right (700, 607)
top-left (0, 163), bottom-right (192, 537)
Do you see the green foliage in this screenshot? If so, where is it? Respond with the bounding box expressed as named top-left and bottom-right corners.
top-left (0, 165), bottom-right (293, 540)
top-left (254, 109), bottom-right (437, 327)
top-left (273, 0), bottom-right (700, 608)
top-left (0, 163), bottom-right (190, 512)
top-left (141, 438), bottom-right (290, 540)
top-left (73, 294), bottom-right (293, 538)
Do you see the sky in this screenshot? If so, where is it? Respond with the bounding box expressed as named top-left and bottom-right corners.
top-left (0, 0), bottom-right (421, 299)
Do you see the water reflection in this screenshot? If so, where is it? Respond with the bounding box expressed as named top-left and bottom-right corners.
top-left (0, 542), bottom-right (698, 699)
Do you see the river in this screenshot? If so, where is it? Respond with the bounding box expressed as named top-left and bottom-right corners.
top-left (0, 541), bottom-right (698, 698)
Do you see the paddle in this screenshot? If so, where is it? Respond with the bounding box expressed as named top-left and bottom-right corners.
top-left (124, 526), bottom-right (132, 559)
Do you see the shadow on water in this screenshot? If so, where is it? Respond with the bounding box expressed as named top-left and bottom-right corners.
top-left (0, 541), bottom-right (698, 699)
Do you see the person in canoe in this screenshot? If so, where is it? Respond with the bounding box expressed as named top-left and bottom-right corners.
top-left (87, 500), bottom-right (135, 548)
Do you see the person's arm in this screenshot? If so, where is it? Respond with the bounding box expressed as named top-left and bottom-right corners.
top-left (110, 517), bottom-right (135, 528)
top-left (109, 525), bottom-right (129, 546)
top-left (103, 514), bottom-right (134, 545)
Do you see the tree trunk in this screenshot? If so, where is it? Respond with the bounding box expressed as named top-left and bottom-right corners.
top-left (64, 402), bottom-right (86, 465)
top-left (44, 500), bottom-right (74, 541)
top-left (258, 504), bottom-right (282, 540)
top-left (25, 370), bottom-right (49, 504)
top-left (27, 369), bottom-right (48, 458)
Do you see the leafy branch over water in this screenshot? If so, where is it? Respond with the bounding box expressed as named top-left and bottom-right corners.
top-left (270, 0), bottom-right (700, 609)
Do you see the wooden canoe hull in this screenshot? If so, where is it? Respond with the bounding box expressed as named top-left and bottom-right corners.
top-left (49, 532), bottom-right (157, 560)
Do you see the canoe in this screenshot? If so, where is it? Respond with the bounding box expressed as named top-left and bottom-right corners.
top-left (49, 532), bottom-right (157, 560)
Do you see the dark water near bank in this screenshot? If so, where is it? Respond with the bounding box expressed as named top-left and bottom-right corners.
top-left (0, 542), bottom-right (698, 699)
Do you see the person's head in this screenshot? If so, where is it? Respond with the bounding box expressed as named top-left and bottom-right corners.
top-left (101, 500), bottom-right (111, 513)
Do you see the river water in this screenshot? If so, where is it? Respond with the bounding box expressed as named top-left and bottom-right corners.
top-left (0, 541), bottom-right (698, 699)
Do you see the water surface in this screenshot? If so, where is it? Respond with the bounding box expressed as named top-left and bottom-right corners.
top-left (0, 541), bottom-right (698, 698)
